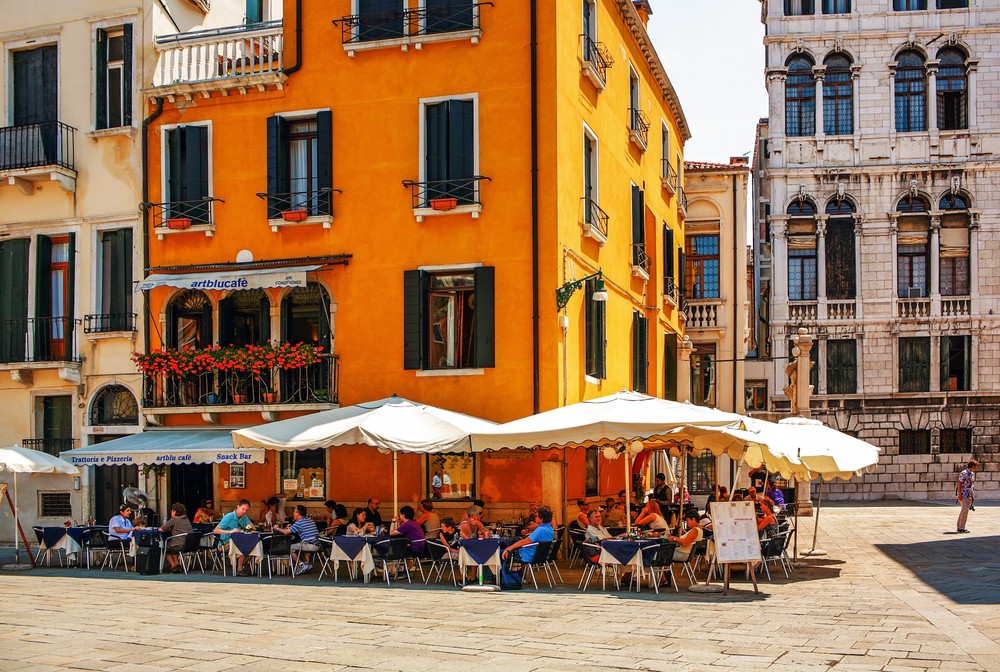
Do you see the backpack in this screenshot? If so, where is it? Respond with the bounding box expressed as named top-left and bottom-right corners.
top-left (500, 563), bottom-right (523, 590)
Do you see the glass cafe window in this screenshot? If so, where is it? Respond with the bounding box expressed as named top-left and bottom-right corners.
top-left (428, 453), bottom-right (476, 500)
top-left (280, 449), bottom-right (325, 500)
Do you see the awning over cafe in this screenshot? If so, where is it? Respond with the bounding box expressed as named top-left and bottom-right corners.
top-left (136, 265), bottom-right (320, 292)
top-left (60, 430), bottom-right (265, 466)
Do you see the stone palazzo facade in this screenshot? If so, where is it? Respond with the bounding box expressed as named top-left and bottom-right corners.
top-left (749, 0), bottom-right (1000, 500)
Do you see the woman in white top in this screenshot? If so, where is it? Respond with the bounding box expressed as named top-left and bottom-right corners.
top-left (666, 511), bottom-right (704, 561)
top-left (634, 499), bottom-right (669, 534)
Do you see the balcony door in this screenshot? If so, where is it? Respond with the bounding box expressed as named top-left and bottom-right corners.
top-left (35, 235), bottom-right (75, 362)
top-left (12, 45), bottom-right (58, 165)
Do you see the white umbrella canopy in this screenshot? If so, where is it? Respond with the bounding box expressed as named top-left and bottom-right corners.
top-left (0, 445), bottom-right (80, 475)
top-left (664, 423), bottom-right (810, 481)
top-left (232, 395), bottom-right (497, 454)
top-left (772, 417), bottom-right (880, 480)
top-left (469, 390), bottom-right (743, 452)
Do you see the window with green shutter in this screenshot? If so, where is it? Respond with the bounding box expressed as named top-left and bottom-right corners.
top-left (165, 125), bottom-right (210, 222)
top-left (631, 310), bottom-right (648, 393)
top-left (424, 99), bottom-right (475, 204)
top-left (96, 25), bottom-right (132, 130)
top-left (826, 339), bottom-right (857, 394)
top-left (0, 239), bottom-right (29, 363)
top-left (899, 337), bottom-right (930, 392)
top-left (663, 332), bottom-right (677, 401)
top-left (585, 277), bottom-right (606, 379)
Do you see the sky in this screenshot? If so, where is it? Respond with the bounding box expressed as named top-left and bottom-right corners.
top-left (645, 1), bottom-right (768, 164)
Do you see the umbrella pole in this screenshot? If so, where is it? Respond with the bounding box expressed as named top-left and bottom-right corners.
top-left (392, 452), bottom-right (398, 520)
top-left (13, 474), bottom-right (18, 564)
top-left (624, 455), bottom-right (631, 535)
top-left (802, 480), bottom-right (827, 556)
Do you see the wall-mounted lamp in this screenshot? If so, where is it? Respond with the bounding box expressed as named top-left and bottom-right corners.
top-left (555, 270), bottom-right (608, 310)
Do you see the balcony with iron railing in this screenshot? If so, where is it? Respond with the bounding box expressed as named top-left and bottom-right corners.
top-left (631, 243), bottom-right (650, 281)
top-left (22, 438), bottom-right (77, 456)
top-left (663, 276), bottom-right (679, 306)
top-left (256, 187), bottom-right (340, 232)
top-left (580, 33), bottom-right (613, 91)
top-left (677, 185), bottom-right (688, 219)
top-left (84, 313), bottom-right (138, 335)
top-left (142, 354), bottom-right (339, 423)
top-left (628, 108), bottom-right (649, 152)
top-left (334, 2), bottom-right (492, 55)
top-left (660, 159), bottom-right (677, 195)
top-left (0, 317), bottom-right (82, 364)
top-left (0, 121), bottom-right (77, 194)
top-left (581, 197), bottom-right (609, 246)
top-left (402, 176), bottom-right (490, 222)
top-left (142, 197), bottom-right (223, 240)
top-left (152, 20), bottom-right (285, 95)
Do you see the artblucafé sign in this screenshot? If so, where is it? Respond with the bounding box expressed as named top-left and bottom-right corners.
top-left (136, 265), bottom-right (320, 292)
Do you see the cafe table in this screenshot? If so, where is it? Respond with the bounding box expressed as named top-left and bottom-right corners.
top-left (228, 532), bottom-right (264, 575)
top-left (320, 535), bottom-right (378, 582)
top-left (458, 537), bottom-right (503, 586)
top-left (598, 539), bottom-right (660, 592)
top-left (37, 526), bottom-right (84, 566)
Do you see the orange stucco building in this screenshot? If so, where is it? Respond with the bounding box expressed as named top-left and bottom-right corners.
top-left (137, 0), bottom-right (689, 522)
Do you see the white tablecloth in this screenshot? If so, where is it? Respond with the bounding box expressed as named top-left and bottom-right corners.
top-left (329, 539), bottom-right (376, 579)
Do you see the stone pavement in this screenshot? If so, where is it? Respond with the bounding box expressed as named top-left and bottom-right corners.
top-left (0, 502), bottom-right (997, 672)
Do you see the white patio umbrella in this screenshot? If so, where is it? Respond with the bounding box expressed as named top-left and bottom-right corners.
top-left (231, 396), bottom-right (497, 515)
top-left (0, 445), bottom-right (80, 566)
top-left (470, 391), bottom-right (744, 531)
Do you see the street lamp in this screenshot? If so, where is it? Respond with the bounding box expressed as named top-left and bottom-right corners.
top-left (555, 270), bottom-right (608, 310)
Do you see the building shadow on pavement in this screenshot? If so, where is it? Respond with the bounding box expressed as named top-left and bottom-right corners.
top-left (874, 536), bottom-right (1000, 605)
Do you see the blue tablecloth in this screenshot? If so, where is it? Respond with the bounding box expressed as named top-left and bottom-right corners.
top-left (601, 540), bottom-right (643, 566)
top-left (230, 533), bottom-right (261, 557)
top-left (42, 527), bottom-right (68, 548)
top-left (333, 536), bottom-right (368, 560)
top-left (460, 538), bottom-right (502, 565)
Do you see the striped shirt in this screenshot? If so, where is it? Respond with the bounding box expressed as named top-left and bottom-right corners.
top-left (289, 516), bottom-right (319, 543)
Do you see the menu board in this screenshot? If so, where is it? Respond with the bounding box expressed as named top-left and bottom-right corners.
top-left (710, 501), bottom-right (762, 564)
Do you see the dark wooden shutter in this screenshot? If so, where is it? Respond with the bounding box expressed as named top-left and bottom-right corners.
top-left (825, 218), bottom-right (856, 299)
top-left (184, 126), bottom-right (209, 222)
top-left (258, 296), bottom-right (270, 344)
top-left (96, 29), bottom-right (108, 130)
top-left (122, 24), bottom-right (133, 126)
top-left (266, 115), bottom-right (290, 219)
top-left (473, 266), bottom-right (495, 368)
top-left (316, 111), bottom-right (333, 216)
top-left (425, 102), bottom-right (448, 189)
top-left (596, 297), bottom-right (607, 379)
top-left (632, 311), bottom-right (647, 393)
top-left (449, 99), bottom-right (474, 181)
top-left (631, 185), bottom-right (644, 245)
top-left (202, 300), bottom-right (213, 348)
top-left (279, 295), bottom-right (291, 343)
top-left (165, 299), bottom-right (178, 348)
top-left (827, 340), bottom-right (856, 394)
top-left (166, 128), bottom-right (183, 217)
top-left (0, 239), bottom-right (29, 362)
top-left (246, 0), bottom-right (263, 24)
top-left (678, 249), bottom-right (687, 303)
top-left (34, 235), bottom-right (52, 360)
top-left (403, 270), bottom-right (426, 370)
top-left (663, 225), bottom-right (674, 284)
top-left (663, 333), bottom-right (678, 401)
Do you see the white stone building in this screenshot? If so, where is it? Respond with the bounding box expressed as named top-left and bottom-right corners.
top-left (752, 0), bottom-right (1000, 500)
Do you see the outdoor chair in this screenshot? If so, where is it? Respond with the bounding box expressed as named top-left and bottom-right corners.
top-left (33, 527), bottom-right (64, 567)
top-left (544, 536), bottom-right (564, 583)
top-left (639, 541), bottom-right (678, 594)
top-left (373, 537), bottom-right (412, 586)
top-left (576, 541), bottom-right (608, 591)
top-left (101, 536), bottom-right (131, 572)
top-left (422, 539), bottom-right (457, 586)
top-left (168, 532), bottom-right (205, 575)
top-left (316, 537), bottom-right (343, 582)
top-left (206, 535), bottom-right (228, 576)
top-left (83, 528), bottom-right (109, 570)
top-left (261, 533), bottom-right (295, 579)
top-left (674, 538), bottom-right (708, 585)
top-left (515, 541), bottom-right (554, 589)
top-left (759, 531), bottom-right (790, 580)
top-left (566, 527), bottom-right (586, 568)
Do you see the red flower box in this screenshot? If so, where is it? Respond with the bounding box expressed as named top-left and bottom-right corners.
top-left (166, 217), bottom-right (192, 230)
top-left (429, 197), bottom-right (458, 211)
top-left (281, 209), bottom-right (309, 222)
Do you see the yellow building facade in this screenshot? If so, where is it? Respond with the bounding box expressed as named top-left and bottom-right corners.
top-left (138, 0), bottom-right (689, 521)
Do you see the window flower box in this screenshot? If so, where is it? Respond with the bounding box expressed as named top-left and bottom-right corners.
top-left (165, 217), bottom-right (192, 230)
top-left (281, 209), bottom-right (309, 222)
top-left (429, 197), bottom-right (458, 211)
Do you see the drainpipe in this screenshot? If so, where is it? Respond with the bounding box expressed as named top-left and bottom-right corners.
top-left (732, 173), bottom-right (739, 413)
top-left (141, 97), bottom-right (164, 356)
top-left (283, 0), bottom-right (303, 75)
top-left (530, 0), bottom-right (539, 414)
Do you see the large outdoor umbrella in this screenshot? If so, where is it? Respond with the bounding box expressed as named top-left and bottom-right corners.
top-left (231, 396), bottom-right (497, 514)
top-left (0, 445), bottom-right (80, 566)
top-left (470, 390), bottom-right (744, 531)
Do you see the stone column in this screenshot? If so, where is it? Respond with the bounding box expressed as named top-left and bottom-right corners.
top-left (853, 214), bottom-right (864, 319)
top-left (794, 328), bottom-right (814, 419)
top-left (813, 67), bottom-right (826, 140)
top-left (888, 62), bottom-right (897, 136)
top-left (677, 336), bottom-right (694, 403)
top-left (927, 60), bottom-right (940, 133)
top-left (850, 64), bottom-right (863, 138)
top-left (929, 213), bottom-right (941, 316)
top-left (767, 69), bottom-right (788, 140)
top-left (889, 214), bottom-right (899, 309)
top-left (969, 211), bottom-right (980, 315)
top-left (816, 215), bottom-right (828, 302)
top-left (771, 217), bottom-right (789, 319)
top-left (967, 60), bottom-right (979, 133)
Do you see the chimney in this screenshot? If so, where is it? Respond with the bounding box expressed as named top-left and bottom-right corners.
top-left (730, 156), bottom-right (749, 166)
top-left (633, 1), bottom-right (652, 26)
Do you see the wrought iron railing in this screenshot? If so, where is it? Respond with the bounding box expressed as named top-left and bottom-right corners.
top-left (142, 197), bottom-right (223, 228)
top-left (0, 317), bottom-right (82, 363)
top-left (678, 186), bottom-right (688, 217)
top-left (663, 276), bottom-right (678, 303)
top-left (22, 438), bottom-right (77, 456)
top-left (84, 313), bottom-right (137, 334)
top-left (661, 160), bottom-right (677, 192)
top-left (334, 2), bottom-right (492, 44)
top-left (632, 243), bottom-right (651, 275)
top-left (153, 20), bottom-right (283, 87)
top-left (255, 187), bottom-right (339, 220)
top-left (580, 33), bottom-right (613, 83)
top-left (142, 354), bottom-right (339, 408)
top-left (402, 176), bottom-right (491, 209)
top-left (0, 121), bottom-right (76, 172)
top-left (582, 197), bottom-right (610, 240)
top-left (629, 108), bottom-right (650, 147)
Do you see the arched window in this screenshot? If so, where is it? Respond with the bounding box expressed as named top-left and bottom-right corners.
top-left (896, 196), bottom-right (931, 297)
top-left (219, 289), bottom-right (270, 347)
top-left (937, 47), bottom-right (968, 130)
top-left (823, 54), bottom-right (853, 135)
top-left (825, 199), bottom-right (856, 299)
top-left (895, 50), bottom-right (926, 132)
top-left (166, 290), bottom-right (212, 349)
top-left (281, 283), bottom-right (331, 347)
top-left (90, 385), bottom-right (139, 426)
top-left (786, 56), bottom-right (816, 137)
top-left (939, 194), bottom-right (970, 296)
top-left (787, 199), bottom-right (817, 301)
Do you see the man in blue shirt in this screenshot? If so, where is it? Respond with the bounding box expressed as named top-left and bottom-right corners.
top-left (214, 499), bottom-right (255, 575)
top-left (276, 504), bottom-right (320, 573)
top-left (502, 505), bottom-right (555, 564)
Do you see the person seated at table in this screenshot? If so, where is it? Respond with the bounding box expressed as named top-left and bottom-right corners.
top-left (617, 490), bottom-right (638, 522)
top-left (137, 506), bottom-right (158, 528)
top-left (364, 498), bottom-right (384, 530)
top-left (520, 512), bottom-right (540, 536)
top-left (415, 499), bottom-right (440, 538)
top-left (193, 499), bottom-right (217, 524)
top-left (665, 510), bottom-right (704, 562)
top-left (706, 484), bottom-right (728, 507)
top-left (160, 502), bottom-right (194, 573)
top-left (633, 499), bottom-right (669, 535)
top-left (458, 505), bottom-right (489, 540)
top-left (673, 486), bottom-right (692, 504)
top-left (756, 502), bottom-right (779, 538)
top-left (652, 473), bottom-right (670, 502)
top-left (259, 497), bottom-right (280, 528)
top-left (108, 504), bottom-right (141, 552)
top-left (522, 501), bottom-right (540, 525)
top-left (501, 506), bottom-right (554, 564)
top-left (389, 505), bottom-right (425, 554)
top-left (601, 500), bottom-right (624, 527)
top-left (319, 500), bottom-right (348, 532)
top-left (584, 508), bottom-right (613, 543)
top-left (437, 517), bottom-right (461, 553)
top-left (276, 504), bottom-right (321, 573)
top-left (214, 499), bottom-right (255, 576)
top-left (571, 499), bottom-right (590, 530)
top-left (473, 499), bottom-right (490, 526)
top-left (765, 480), bottom-right (786, 512)
top-left (346, 508), bottom-right (375, 536)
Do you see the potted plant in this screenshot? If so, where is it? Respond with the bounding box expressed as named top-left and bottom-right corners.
top-left (165, 217), bottom-right (192, 230)
top-left (281, 209), bottom-right (309, 222)
top-left (429, 197), bottom-right (458, 211)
